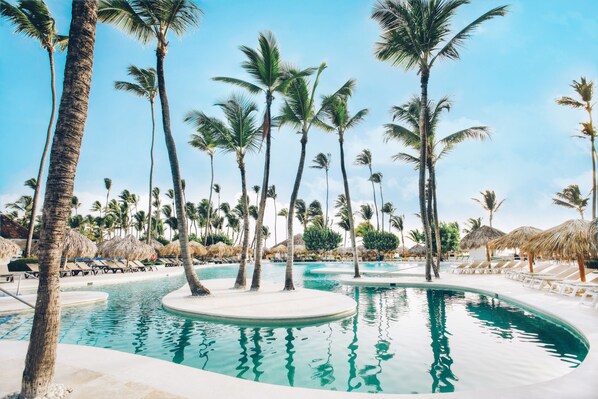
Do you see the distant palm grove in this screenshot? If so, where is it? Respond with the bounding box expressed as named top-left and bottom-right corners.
top-left (1, 1), bottom-right (594, 396)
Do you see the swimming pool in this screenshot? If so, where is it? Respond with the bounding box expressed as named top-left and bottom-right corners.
top-left (0, 263), bottom-right (588, 394)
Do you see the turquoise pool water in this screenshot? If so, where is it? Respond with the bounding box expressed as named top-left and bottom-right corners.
top-left (0, 263), bottom-right (588, 394)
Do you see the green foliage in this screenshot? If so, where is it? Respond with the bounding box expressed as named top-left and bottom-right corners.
top-left (363, 230), bottom-right (399, 252)
top-left (431, 222), bottom-right (460, 253)
top-left (199, 233), bottom-right (233, 246)
top-left (355, 221), bottom-right (374, 237)
top-left (303, 226), bottom-right (342, 252)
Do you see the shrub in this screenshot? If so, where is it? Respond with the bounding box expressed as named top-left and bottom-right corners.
top-left (363, 231), bottom-right (399, 253)
top-left (304, 226), bottom-right (342, 252)
top-left (198, 233), bottom-right (233, 246)
top-left (8, 257), bottom-right (39, 272)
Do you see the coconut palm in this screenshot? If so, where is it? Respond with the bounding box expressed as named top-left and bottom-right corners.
top-left (385, 95), bottom-right (489, 267)
top-left (319, 89), bottom-right (367, 277)
top-left (252, 185), bottom-right (260, 207)
top-left (390, 214), bottom-right (405, 251)
top-left (360, 204), bottom-right (374, 223)
top-left (191, 95), bottom-right (261, 288)
top-left (267, 185), bottom-right (278, 244)
top-left (472, 190), bottom-right (505, 228)
top-left (553, 184), bottom-right (588, 220)
top-left (463, 217), bottom-right (482, 234)
top-left (114, 65), bottom-right (158, 244)
top-left (408, 229), bottom-right (425, 245)
top-left (71, 196), bottom-right (81, 216)
top-left (98, 0), bottom-right (209, 296)
top-left (20, 1), bottom-right (95, 396)
top-left (278, 207), bottom-right (288, 241)
top-left (370, 172), bottom-right (385, 229)
top-left (0, 0), bottom-right (68, 257)
top-left (354, 149), bottom-right (379, 230)
top-left (294, 199), bottom-right (309, 231)
top-left (372, 0), bottom-right (507, 281)
top-left (186, 114), bottom-right (218, 245)
top-left (310, 152), bottom-right (332, 226)
top-left (556, 77), bottom-right (596, 219)
top-left (382, 202), bottom-right (395, 232)
top-left (278, 62), bottom-right (353, 290)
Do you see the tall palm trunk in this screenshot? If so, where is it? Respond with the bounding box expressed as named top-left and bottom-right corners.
top-left (156, 45), bottom-right (209, 296)
top-left (146, 100), bottom-right (155, 244)
top-left (235, 157), bottom-right (250, 288)
top-left (369, 166), bottom-right (380, 230)
top-left (21, 2), bottom-right (97, 396)
top-left (325, 168), bottom-right (329, 227)
top-left (592, 135), bottom-right (596, 220)
top-left (251, 94), bottom-right (273, 290)
top-left (419, 71), bottom-right (433, 282)
top-left (340, 133), bottom-right (360, 278)
top-left (24, 49), bottom-right (57, 257)
top-left (273, 199), bottom-right (277, 244)
top-left (285, 131), bottom-right (308, 290)
top-left (379, 182), bottom-right (384, 232)
top-left (428, 157), bottom-right (440, 277)
top-left (204, 154), bottom-right (214, 246)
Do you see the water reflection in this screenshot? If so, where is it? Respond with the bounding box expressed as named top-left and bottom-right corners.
top-left (426, 290), bottom-right (457, 393)
top-left (347, 288), bottom-right (362, 392)
top-left (172, 319), bottom-right (192, 364)
top-left (285, 328), bottom-right (296, 386)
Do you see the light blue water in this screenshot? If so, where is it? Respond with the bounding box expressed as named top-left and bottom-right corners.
top-left (0, 263), bottom-right (588, 394)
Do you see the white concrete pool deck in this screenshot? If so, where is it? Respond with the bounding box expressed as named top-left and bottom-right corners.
top-left (0, 291), bottom-right (108, 315)
top-left (162, 278), bottom-right (357, 325)
top-left (0, 270), bottom-right (597, 398)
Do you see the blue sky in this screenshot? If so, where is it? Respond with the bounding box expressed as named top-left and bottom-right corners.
top-left (1, 0), bottom-right (598, 245)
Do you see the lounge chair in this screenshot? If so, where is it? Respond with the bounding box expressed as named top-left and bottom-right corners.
top-left (75, 261), bottom-right (97, 275)
top-left (488, 260), bottom-right (508, 274)
top-left (0, 264), bottom-right (14, 282)
top-left (450, 262), bottom-right (470, 274)
top-left (104, 260), bottom-right (126, 273)
top-left (525, 268), bottom-right (580, 290)
top-left (549, 273), bottom-right (598, 296)
top-left (578, 287), bottom-right (598, 309)
top-left (513, 262), bottom-right (563, 282)
top-left (24, 263), bottom-right (40, 278)
top-left (454, 261), bottom-right (480, 274)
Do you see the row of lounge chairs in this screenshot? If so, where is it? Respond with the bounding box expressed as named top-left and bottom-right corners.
top-left (451, 260), bottom-right (527, 274)
top-left (21, 259), bottom-right (159, 278)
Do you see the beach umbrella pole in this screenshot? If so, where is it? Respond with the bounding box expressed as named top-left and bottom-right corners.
top-left (577, 257), bottom-right (587, 283)
top-left (528, 255), bottom-right (534, 273)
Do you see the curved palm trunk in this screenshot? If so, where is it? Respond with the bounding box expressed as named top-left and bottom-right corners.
top-left (285, 131), bottom-right (308, 290)
top-left (369, 166), bottom-right (380, 230)
top-left (21, 3), bottom-right (97, 397)
top-left (235, 157), bottom-right (250, 288)
top-left (251, 95), bottom-right (273, 290)
top-left (146, 100), bottom-right (156, 244)
top-left (339, 133), bottom-right (360, 278)
top-left (419, 71), bottom-right (433, 282)
top-left (379, 182), bottom-right (384, 232)
top-left (325, 169), bottom-right (329, 227)
top-left (24, 50), bottom-right (58, 257)
top-left (156, 47), bottom-right (209, 296)
top-left (204, 154), bottom-right (214, 246)
top-left (428, 158), bottom-right (440, 278)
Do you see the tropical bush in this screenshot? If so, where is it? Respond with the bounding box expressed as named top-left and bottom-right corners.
top-left (431, 222), bottom-right (460, 253)
top-left (8, 257), bottom-right (39, 272)
top-left (363, 230), bottom-right (399, 252)
top-left (303, 226), bottom-right (342, 252)
top-left (199, 233), bottom-right (233, 246)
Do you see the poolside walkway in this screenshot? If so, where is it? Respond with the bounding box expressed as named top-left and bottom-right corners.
top-left (0, 291), bottom-right (108, 315)
top-left (162, 278), bottom-right (357, 325)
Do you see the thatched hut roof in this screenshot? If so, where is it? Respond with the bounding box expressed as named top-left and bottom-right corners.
top-left (0, 237), bottom-right (20, 260)
top-left (488, 226), bottom-right (542, 251)
top-left (522, 219), bottom-right (593, 261)
top-left (271, 244), bottom-right (287, 254)
top-left (460, 225), bottom-right (505, 250)
top-left (160, 240), bottom-right (207, 257)
top-left (97, 237), bottom-right (121, 257)
top-left (207, 241), bottom-right (231, 256)
top-left (275, 234), bottom-right (304, 248)
top-left (294, 245), bottom-right (307, 255)
top-left (102, 235), bottom-right (154, 260)
top-left (409, 244), bottom-right (426, 255)
top-left (149, 239), bottom-right (164, 251)
top-left (231, 245), bottom-right (244, 256)
top-left (32, 229), bottom-right (97, 259)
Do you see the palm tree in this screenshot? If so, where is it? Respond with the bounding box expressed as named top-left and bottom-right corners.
top-left (382, 202), bottom-right (395, 232)
top-left (320, 91), bottom-right (367, 277)
top-left (186, 114), bottom-right (218, 245)
top-left (278, 207), bottom-right (288, 241)
top-left (354, 149), bottom-right (379, 230)
top-left (192, 95), bottom-right (261, 288)
top-left (71, 196), bottom-right (81, 216)
top-left (556, 77), bottom-right (596, 219)
top-left (1, 0), bottom-right (68, 257)
top-left (294, 199), bottom-right (309, 231)
top-left (252, 185), bottom-right (260, 207)
top-left (370, 172), bottom-right (385, 229)
top-left (390, 214), bottom-right (405, 252)
top-left (385, 95), bottom-right (489, 268)
top-left (267, 185), bottom-right (278, 244)
top-left (114, 65), bottom-right (158, 244)
top-left (372, 0), bottom-right (507, 281)
top-left (98, 0), bottom-right (209, 296)
top-left (360, 204), bottom-right (374, 224)
top-left (310, 152), bottom-right (332, 226)
top-left (213, 32), bottom-right (294, 290)
top-left (472, 190), bottom-right (505, 228)
top-left (278, 62), bottom-right (353, 290)
top-left (408, 229), bottom-right (425, 245)
top-left (20, 1), bottom-right (96, 396)
top-left (104, 177), bottom-right (112, 210)
top-left (553, 184), bottom-right (588, 220)
top-left (463, 217), bottom-right (482, 234)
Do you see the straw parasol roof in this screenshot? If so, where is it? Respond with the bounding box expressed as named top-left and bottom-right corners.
top-left (488, 226), bottom-right (543, 251)
top-left (97, 237), bottom-right (121, 257)
top-left (207, 241), bottom-right (231, 257)
top-left (0, 237), bottom-right (20, 260)
top-left (409, 244), bottom-right (426, 255)
top-left (275, 234), bottom-right (304, 248)
top-left (231, 245), bottom-right (244, 256)
top-left (149, 239), bottom-right (164, 251)
top-left (102, 235), bottom-right (154, 261)
top-left (271, 244), bottom-right (287, 254)
top-left (32, 229), bottom-right (97, 259)
top-left (460, 225), bottom-right (505, 250)
top-left (589, 219), bottom-right (598, 254)
top-left (159, 240), bottom-right (207, 257)
top-left (294, 245), bottom-right (307, 255)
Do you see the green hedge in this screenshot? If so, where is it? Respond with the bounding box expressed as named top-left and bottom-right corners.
top-left (363, 231), bottom-right (399, 252)
top-left (8, 257), bottom-right (39, 272)
top-left (304, 226), bottom-right (342, 252)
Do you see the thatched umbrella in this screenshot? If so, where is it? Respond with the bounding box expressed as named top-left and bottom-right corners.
top-left (188, 241), bottom-right (207, 257)
top-left (275, 234), bottom-right (305, 248)
top-left (0, 237), bottom-right (20, 262)
top-left (97, 237), bottom-right (121, 257)
top-left (102, 235), bottom-right (154, 262)
top-left (159, 240), bottom-right (206, 258)
top-left (294, 245), bottom-right (307, 255)
top-left (489, 226), bottom-right (542, 272)
top-left (522, 219), bottom-right (593, 282)
top-left (460, 225), bottom-right (505, 261)
top-left (32, 229), bottom-right (97, 260)
top-left (208, 241), bottom-right (231, 257)
top-left (271, 244), bottom-right (287, 254)
top-left (149, 239), bottom-right (164, 251)
top-left (409, 244), bottom-right (426, 255)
